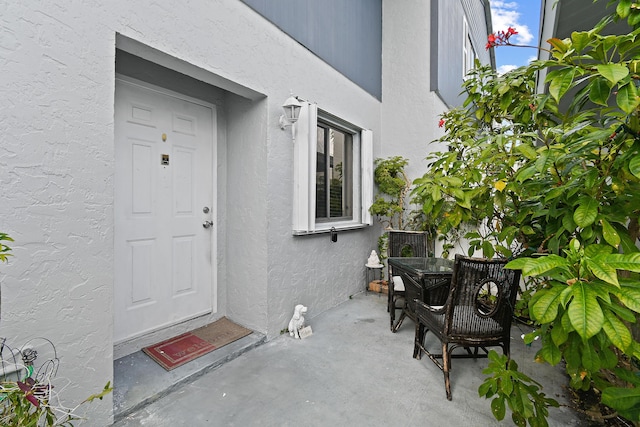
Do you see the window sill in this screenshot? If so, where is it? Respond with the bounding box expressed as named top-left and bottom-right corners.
top-left (292, 223), bottom-right (370, 236)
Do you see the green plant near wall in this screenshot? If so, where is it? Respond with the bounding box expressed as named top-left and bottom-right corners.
top-left (369, 156), bottom-right (435, 258)
top-left (0, 379), bottom-right (112, 427)
top-left (0, 233), bottom-right (13, 264)
top-left (414, 1), bottom-right (640, 424)
top-left (0, 234), bottom-right (112, 425)
top-left (369, 156), bottom-right (412, 231)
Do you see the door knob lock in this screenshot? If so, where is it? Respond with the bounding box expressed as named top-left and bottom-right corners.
top-left (203, 220), bottom-right (213, 229)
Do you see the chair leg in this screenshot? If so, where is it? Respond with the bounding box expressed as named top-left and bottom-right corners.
top-left (443, 342), bottom-right (452, 401)
top-left (392, 311), bottom-right (405, 333)
top-left (413, 322), bottom-right (424, 359)
top-left (389, 300), bottom-right (395, 331)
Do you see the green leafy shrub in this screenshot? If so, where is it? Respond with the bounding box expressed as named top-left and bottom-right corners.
top-left (0, 233), bottom-right (13, 264)
top-left (416, 0), bottom-right (640, 424)
top-left (479, 351), bottom-right (559, 427)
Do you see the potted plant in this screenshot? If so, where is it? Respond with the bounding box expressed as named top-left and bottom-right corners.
top-left (369, 156), bottom-right (435, 258)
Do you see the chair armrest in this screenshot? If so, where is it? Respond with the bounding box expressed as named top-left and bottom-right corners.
top-left (415, 299), bottom-right (446, 315)
top-left (422, 277), bottom-right (451, 293)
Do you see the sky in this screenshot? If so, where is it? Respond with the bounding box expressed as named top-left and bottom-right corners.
top-left (489, 0), bottom-right (542, 74)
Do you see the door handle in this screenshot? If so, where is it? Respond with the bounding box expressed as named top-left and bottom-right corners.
top-left (203, 220), bottom-right (213, 229)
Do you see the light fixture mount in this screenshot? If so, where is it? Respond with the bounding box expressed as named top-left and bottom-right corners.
top-left (279, 94), bottom-right (302, 131)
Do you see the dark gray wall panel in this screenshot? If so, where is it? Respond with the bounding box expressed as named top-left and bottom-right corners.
top-left (431, 0), bottom-right (494, 107)
top-left (461, 0), bottom-right (493, 66)
top-left (241, 0), bottom-right (382, 100)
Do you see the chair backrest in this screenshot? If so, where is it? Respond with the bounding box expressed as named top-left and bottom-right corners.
top-left (387, 231), bottom-right (431, 283)
top-left (444, 254), bottom-right (522, 338)
top-left (387, 230), bottom-right (429, 258)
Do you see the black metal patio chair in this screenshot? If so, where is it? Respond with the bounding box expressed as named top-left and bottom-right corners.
top-left (387, 230), bottom-right (430, 330)
top-left (413, 254), bottom-right (522, 400)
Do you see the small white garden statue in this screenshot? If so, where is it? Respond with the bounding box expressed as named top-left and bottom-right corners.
top-left (288, 304), bottom-right (308, 339)
top-left (366, 250), bottom-right (383, 268)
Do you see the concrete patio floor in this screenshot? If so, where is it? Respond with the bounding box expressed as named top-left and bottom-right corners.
top-left (112, 292), bottom-right (587, 426)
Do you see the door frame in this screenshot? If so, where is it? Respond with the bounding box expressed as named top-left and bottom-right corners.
top-left (113, 74), bottom-right (219, 351)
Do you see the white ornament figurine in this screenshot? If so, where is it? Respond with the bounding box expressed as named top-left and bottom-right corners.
top-left (366, 250), bottom-right (383, 268)
top-left (288, 304), bottom-right (308, 339)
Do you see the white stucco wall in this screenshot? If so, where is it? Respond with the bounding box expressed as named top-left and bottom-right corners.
top-left (381, 1), bottom-right (450, 258)
top-left (0, 1), bottom-right (385, 424)
top-left (381, 1), bottom-right (449, 181)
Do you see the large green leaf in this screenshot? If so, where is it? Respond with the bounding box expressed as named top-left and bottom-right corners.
top-left (630, 10), bottom-right (640, 27)
top-left (617, 0), bottom-right (632, 19)
top-left (584, 244), bottom-right (613, 258)
top-left (615, 226), bottom-right (640, 254)
top-left (602, 387), bottom-right (640, 421)
top-left (603, 300), bottom-right (637, 323)
top-left (518, 255), bottom-right (567, 277)
top-left (596, 64), bottom-right (630, 85)
top-left (588, 77), bottom-right (613, 106)
top-left (571, 31), bottom-right (591, 53)
top-left (587, 279), bottom-right (614, 303)
top-left (549, 67), bottom-right (577, 103)
top-left (547, 37), bottom-right (568, 53)
top-left (504, 257), bottom-right (530, 270)
top-left (602, 309), bottom-right (633, 351)
top-left (573, 198), bottom-right (598, 227)
top-left (601, 218), bottom-right (621, 249)
top-left (563, 333), bottom-right (581, 368)
top-left (535, 149), bottom-right (552, 173)
top-left (491, 397), bottom-right (506, 421)
top-left (499, 91), bottom-right (513, 111)
top-left (538, 336), bottom-right (563, 365)
top-left (617, 81), bottom-right (640, 114)
top-left (568, 283), bottom-right (604, 339)
top-left (629, 154), bottom-right (640, 179)
top-left (530, 286), bottom-right (566, 324)
top-left (581, 342), bottom-right (601, 372)
top-left (586, 258), bottom-right (619, 286)
top-left (515, 164), bottom-right (537, 182)
top-left (551, 321), bottom-right (569, 346)
top-left (617, 285), bottom-right (640, 313)
top-left (499, 372), bottom-right (513, 395)
top-left (604, 253), bottom-right (640, 271)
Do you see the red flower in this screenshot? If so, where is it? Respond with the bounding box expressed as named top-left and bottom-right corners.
top-left (485, 33), bottom-right (497, 50)
top-left (438, 119), bottom-right (445, 128)
top-left (486, 27), bottom-right (518, 50)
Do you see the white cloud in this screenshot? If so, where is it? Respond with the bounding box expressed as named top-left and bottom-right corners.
top-left (489, 0), bottom-right (534, 45)
top-left (497, 64), bottom-right (518, 75)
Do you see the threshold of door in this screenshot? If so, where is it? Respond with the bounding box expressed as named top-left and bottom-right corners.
top-left (113, 330), bottom-right (266, 421)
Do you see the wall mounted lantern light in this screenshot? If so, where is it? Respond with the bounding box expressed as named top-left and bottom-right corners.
top-left (279, 94), bottom-right (302, 138)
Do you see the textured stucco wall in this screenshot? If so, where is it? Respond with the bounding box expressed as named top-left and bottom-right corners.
top-left (381, 1), bottom-right (449, 184)
top-left (0, 1), bottom-right (117, 424)
top-left (381, 1), bottom-right (464, 259)
top-left (225, 95), bottom-right (269, 333)
top-left (0, 1), bottom-right (384, 424)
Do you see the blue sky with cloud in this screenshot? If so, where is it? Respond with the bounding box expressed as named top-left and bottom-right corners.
top-left (489, 0), bottom-right (542, 74)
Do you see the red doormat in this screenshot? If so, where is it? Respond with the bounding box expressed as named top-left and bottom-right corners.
top-left (142, 317), bottom-right (252, 371)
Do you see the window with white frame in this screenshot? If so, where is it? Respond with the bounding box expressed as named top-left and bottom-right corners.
top-left (292, 101), bottom-right (373, 234)
top-left (462, 17), bottom-right (477, 79)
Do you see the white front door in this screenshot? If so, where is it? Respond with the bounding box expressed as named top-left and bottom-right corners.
top-left (114, 78), bottom-right (215, 343)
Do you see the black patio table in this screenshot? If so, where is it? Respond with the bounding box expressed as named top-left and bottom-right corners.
top-left (388, 257), bottom-right (454, 332)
